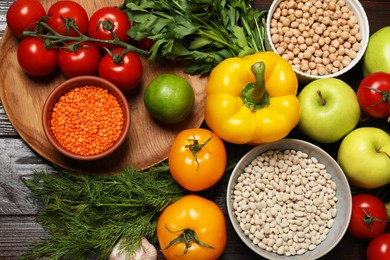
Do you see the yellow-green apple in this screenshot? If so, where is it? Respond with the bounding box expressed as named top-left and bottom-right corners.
top-left (363, 26), bottom-right (390, 76)
top-left (298, 78), bottom-right (361, 143)
top-left (337, 127), bottom-right (390, 189)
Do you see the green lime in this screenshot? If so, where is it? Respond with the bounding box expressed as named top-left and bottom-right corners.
top-left (144, 74), bottom-right (195, 124)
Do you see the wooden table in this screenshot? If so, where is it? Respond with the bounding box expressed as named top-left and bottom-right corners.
top-left (0, 0), bottom-right (389, 259)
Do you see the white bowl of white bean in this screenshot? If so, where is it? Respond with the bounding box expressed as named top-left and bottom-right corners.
top-left (227, 138), bottom-right (352, 260)
top-left (265, 0), bottom-right (369, 83)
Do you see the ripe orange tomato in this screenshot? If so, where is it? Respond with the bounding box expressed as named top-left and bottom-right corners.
top-left (157, 195), bottom-right (227, 260)
top-left (168, 128), bottom-right (227, 191)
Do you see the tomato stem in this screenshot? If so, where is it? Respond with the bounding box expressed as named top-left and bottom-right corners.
top-left (363, 86), bottom-right (390, 109)
top-left (362, 208), bottom-right (387, 228)
top-left (162, 225), bottom-right (214, 256)
top-left (23, 17), bottom-right (150, 57)
top-left (185, 133), bottom-right (213, 171)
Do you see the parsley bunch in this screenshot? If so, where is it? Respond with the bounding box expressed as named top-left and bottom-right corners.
top-left (120, 0), bottom-right (268, 75)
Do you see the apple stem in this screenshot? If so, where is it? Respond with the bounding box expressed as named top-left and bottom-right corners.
top-left (317, 90), bottom-right (326, 106)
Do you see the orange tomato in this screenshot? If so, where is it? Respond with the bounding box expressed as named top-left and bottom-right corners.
top-left (168, 128), bottom-right (227, 191)
top-left (157, 194), bottom-right (227, 260)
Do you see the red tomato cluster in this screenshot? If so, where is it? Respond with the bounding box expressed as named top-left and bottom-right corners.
top-left (7, 0), bottom-right (150, 92)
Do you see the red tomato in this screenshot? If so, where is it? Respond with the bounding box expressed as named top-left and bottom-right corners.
top-left (88, 7), bottom-right (131, 50)
top-left (367, 233), bottom-right (390, 260)
top-left (347, 194), bottom-right (388, 239)
top-left (58, 42), bottom-right (101, 78)
top-left (46, 1), bottom-right (89, 36)
top-left (135, 38), bottom-right (154, 51)
top-left (98, 48), bottom-right (143, 91)
top-left (6, 0), bottom-right (46, 38)
top-left (357, 72), bottom-right (390, 118)
top-left (17, 37), bottom-right (58, 76)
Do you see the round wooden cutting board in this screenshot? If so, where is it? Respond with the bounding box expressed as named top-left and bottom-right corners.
top-left (0, 0), bottom-right (207, 174)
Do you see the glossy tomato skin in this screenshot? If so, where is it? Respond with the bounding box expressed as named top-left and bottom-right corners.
top-left (367, 233), bottom-right (390, 260)
top-left (46, 1), bottom-right (89, 36)
top-left (88, 7), bottom-right (131, 50)
top-left (357, 72), bottom-right (390, 118)
top-left (17, 37), bottom-right (58, 77)
top-left (58, 42), bottom-right (101, 78)
top-left (98, 48), bottom-right (143, 91)
top-left (347, 194), bottom-right (388, 239)
top-left (168, 128), bottom-right (227, 191)
top-left (6, 0), bottom-right (46, 38)
top-left (157, 195), bottom-right (227, 260)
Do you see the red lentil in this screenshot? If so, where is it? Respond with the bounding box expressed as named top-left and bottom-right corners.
top-left (50, 85), bottom-right (124, 156)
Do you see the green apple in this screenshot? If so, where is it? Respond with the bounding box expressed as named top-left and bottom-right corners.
top-left (298, 78), bottom-right (361, 143)
top-left (363, 26), bottom-right (390, 76)
top-left (337, 127), bottom-right (390, 189)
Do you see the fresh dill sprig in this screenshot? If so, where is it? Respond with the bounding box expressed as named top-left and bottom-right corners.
top-left (20, 163), bottom-right (187, 260)
top-left (20, 141), bottom-right (251, 259)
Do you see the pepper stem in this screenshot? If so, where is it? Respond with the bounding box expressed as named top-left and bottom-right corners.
top-left (240, 61), bottom-right (270, 111)
top-left (251, 62), bottom-right (266, 103)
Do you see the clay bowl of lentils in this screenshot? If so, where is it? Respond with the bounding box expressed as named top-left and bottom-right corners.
top-left (265, 0), bottom-right (369, 83)
top-left (42, 76), bottom-right (130, 161)
top-left (227, 139), bottom-right (352, 260)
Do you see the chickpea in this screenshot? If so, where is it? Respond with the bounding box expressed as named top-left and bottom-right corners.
top-left (269, 0), bottom-right (362, 76)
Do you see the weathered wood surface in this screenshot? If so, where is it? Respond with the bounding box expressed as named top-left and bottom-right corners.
top-left (0, 0), bottom-right (389, 259)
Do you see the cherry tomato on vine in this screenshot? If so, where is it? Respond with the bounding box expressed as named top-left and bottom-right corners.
top-left (88, 7), bottom-right (131, 50)
top-left (367, 233), bottom-right (390, 260)
top-left (168, 128), bottom-right (227, 191)
top-left (347, 194), bottom-right (388, 239)
top-left (98, 48), bottom-right (143, 91)
top-left (58, 42), bottom-right (101, 78)
top-left (357, 72), bottom-right (390, 118)
top-left (6, 0), bottom-right (46, 38)
top-left (17, 37), bottom-right (58, 77)
top-left (157, 195), bottom-right (227, 260)
top-left (46, 1), bottom-right (89, 37)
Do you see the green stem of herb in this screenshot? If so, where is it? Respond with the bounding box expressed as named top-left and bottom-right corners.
top-left (94, 202), bottom-right (146, 207)
top-left (197, 29), bottom-right (240, 54)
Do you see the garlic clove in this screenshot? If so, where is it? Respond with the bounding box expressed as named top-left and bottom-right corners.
top-left (109, 237), bottom-right (158, 260)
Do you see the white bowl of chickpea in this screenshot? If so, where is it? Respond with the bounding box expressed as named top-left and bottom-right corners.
top-left (226, 138), bottom-right (352, 260)
top-left (265, 0), bottom-right (369, 83)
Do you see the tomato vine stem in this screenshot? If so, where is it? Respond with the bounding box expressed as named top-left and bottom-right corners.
top-left (23, 17), bottom-right (150, 57)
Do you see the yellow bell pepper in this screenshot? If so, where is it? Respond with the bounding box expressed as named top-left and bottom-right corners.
top-left (204, 51), bottom-right (300, 145)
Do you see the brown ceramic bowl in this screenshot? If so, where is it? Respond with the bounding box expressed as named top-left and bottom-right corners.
top-left (42, 76), bottom-right (130, 161)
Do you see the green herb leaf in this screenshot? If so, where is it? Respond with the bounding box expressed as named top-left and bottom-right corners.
top-left (121, 0), bottom-right (268, 74)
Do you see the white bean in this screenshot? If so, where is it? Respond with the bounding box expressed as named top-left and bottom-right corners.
top-left (232, 149), bottom-right (337, 256)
